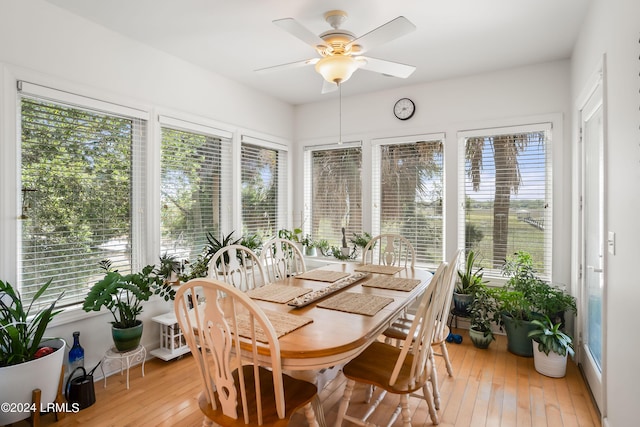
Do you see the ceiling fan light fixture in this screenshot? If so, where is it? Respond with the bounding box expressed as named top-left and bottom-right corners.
top-left (315, 55), bottom-right (359, 84)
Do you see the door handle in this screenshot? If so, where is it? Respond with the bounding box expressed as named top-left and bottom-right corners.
top-left (587, 265), bottom-right (603, 273)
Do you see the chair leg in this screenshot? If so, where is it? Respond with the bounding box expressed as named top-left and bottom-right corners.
top-left (303, 402), bottom-right (320, 427)
top-left (399, 394), bottom-right (412, 427)
top-left (422, 382), bottom-right (440, 425)
top-left (441, 342), bottom-right (454, 377)
top-left (429, 352), bottom-right (441, 410)
top-left (335, 379), bottom-right (355, 427)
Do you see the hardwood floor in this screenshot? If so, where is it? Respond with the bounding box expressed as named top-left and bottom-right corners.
top-left (26, 330), bottom-right (600, 427)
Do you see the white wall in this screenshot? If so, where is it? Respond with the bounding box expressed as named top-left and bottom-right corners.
top-left (571, 0), bottom-right (640, 425)
top-left (0, 0), bottom-right (293, 378)
top-left (294, 60), bottom-right (572, 284)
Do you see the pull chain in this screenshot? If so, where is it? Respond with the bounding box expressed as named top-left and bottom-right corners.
top-left (338, 82), bottom-right (342, 144)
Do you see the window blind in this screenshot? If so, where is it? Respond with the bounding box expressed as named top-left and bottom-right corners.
top-left (241, 141), bottom-right (287, 240)
top-left (304, 144), bottom-right (362, 247)
top-left (372, 137), bottom-right (444, 267)
top-left (458, 124), bottom-right (552, 278)
top-left (19, 96), bottom-right (145, 309)
top-left (160, 121), bottom-right (232, 264)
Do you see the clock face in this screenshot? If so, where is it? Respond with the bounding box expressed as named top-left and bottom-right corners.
top-left (394, 98), bottom-right (415, 120)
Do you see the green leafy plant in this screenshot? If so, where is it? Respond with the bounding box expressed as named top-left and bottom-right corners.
top-left (157, 252), bottom-right (181, 282)
top-left (240, 233), bottom-right (263, 255)
top-left (456, 250), bottom-right (485, 294)
top-left (315, 239), bottom-right (330, 256)
top-left (528, 315), bottom-right (575, 357)
top-left (0, 279), bottom-right (63, 366)
top-left (330, 245), bottom-right (353, 260)
top-left (468, 284), bottom-right (496, 336)
top-left (350, 232), bottom-right (373, 251)
top-left (278, 227), bottom-right (303, 243)
top-left (82, 260), bottom-right (175, 328)
top-left (206, 231), bottom-right (241, 267)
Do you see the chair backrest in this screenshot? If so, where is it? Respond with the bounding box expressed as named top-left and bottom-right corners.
top-left (433, 249), bottom-right (463, 340)
top-left (362, 234), bottom-right (416, 268)
top-left (390, 262), bottom-right (447, 387)
top-left (260, 237), bottom-right (306, 282)
top-left (174, 278), bottom-right (287, 424)
top-left (208, 244), bottom-right (267, 291)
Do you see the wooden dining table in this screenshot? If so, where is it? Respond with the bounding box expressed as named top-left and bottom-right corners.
top-left (244, 262), bottom-right (434, 372)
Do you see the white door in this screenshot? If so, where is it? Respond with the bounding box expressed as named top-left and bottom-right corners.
top-left (579, 80), bottom-right (604, 412)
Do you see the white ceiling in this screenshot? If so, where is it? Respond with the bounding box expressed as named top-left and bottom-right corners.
top-left (47, 0), bottom-right (590, 105)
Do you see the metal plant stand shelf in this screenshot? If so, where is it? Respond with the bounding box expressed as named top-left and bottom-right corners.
top-left (101, 345), bottom-right (146, 389)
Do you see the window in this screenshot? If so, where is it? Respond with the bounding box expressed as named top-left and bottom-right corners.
top-left (159, 116), bottom-right (232, 263)
top-left (304, 144), bottom-right (362, 247)
top-left (240, 136), bottom-right (288, 240)
top-left (372, 135), bottom-right (444, 267)
top-left (458, 124), bottom-right (552, 278)
top-left (19, 82), bottom-right (147, 308)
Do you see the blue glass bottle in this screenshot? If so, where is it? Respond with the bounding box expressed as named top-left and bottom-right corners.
top-left (68, 331), bottom-right (84, 371)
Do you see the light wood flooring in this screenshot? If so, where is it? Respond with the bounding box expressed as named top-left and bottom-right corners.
top-left (23, 330), bottom-right (600, 427)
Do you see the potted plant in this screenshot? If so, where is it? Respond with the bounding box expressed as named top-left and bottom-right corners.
top-left (301, 234), bottom-right (317, 257)
top-left (1, 279), bottom-right (66, 425)
top-left (528, 315), bottom-right (575, 377)
top-left (158, 252), bottom-right (181, 284)
top-left (241, 233), bottom-right (262, 255)
top-left (453, 250), bottom-right (485, 316)
top-left (350, 231), bottom-right (373, 257)
top-left (467, 284), bottom-right (496, 349)
top-left (493, 251), bottom-right (576, 357)
top-left (206, 231), bottom-right (241, 269)
top-left (83, 260), bottom-right (175, 352)
top-left (315, 239), bottom-right (330, 257)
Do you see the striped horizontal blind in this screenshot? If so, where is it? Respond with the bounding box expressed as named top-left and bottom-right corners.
top-left (459, 124), bottom-right (552, 278)
top-left (241, 141), bottom-right (287, 240)
top-left (20, 95), bottom-right (145, 308)
top-left (160, 120), bottom-right (232, 263)
top-left (372, 136), bottom-right (444, 267)
top-left (304, 144), bottom-right (362, 247)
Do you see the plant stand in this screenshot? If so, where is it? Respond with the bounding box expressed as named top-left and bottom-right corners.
top-left (100, 345), bottom-right (146, 390)
top-left (150, 312), bottom-right (190, 361)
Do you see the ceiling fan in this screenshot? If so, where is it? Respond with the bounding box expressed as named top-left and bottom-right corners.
top-left (256, 10), bottom-right (417, 93)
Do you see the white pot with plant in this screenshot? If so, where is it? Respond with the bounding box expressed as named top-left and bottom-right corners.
top-left (528, 315), bottom-right (575, 378)
top-left (0, 279), bottom-right (65, 425)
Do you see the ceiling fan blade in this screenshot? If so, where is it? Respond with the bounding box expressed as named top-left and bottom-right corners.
top-left (346, 16), bottom-right (416, 54)
top-left (255, 58), bottom-right (319, 73)
top-left (321, 79), bottom-right (338, 94)
top-left (358, 56), bottom-right (416, 79)
top-left (273, 17), bottom-right (328, 51)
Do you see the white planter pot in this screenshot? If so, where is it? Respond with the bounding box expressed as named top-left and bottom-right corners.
top-left (0, 338), bottom-right (66, 424)
top-left (532, 343), bottom-right (568, 378)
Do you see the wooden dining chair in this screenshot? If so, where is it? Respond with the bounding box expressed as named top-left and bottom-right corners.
top-left (383, 249), bottom-right (463, 409)
top-left (208, 244), bottom-right (267, 292)
top-left (174, 278), bottom-right (319, 427)
top-left (361, 234), bottom-right (415, 268)
top-left (335, 262), bottom-right (448, 427)
top-left (260, 237), bottom-right (306, 283)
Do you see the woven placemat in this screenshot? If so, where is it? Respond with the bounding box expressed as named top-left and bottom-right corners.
top-left (230, 309), bottom-right (313, 343)
top-left (246, 284), bottom-right (312, 303)
top-left (296, 270), bottom-right (350, 283)
top-left (361, 276), bottom-right (421, 292)
top-left (354, 264), bottom-right (404, 275)
top-left (317, 292), bottom-right (394, 316)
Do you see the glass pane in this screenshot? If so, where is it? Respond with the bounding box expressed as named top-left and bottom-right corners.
top-left (584, 104), bottom-right (603, 370)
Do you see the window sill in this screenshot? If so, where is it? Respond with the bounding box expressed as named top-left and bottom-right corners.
top-left (48, 303), bottom-right (110, 328)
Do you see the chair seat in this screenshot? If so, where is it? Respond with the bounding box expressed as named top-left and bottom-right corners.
top-left (342, 341), bottom-right (431, 394)
top-left (200, 365), bottom-right (318, 426)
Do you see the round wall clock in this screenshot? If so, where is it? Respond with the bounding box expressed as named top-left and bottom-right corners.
top-left (393, 98), bottom-right (415, 120)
